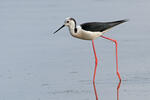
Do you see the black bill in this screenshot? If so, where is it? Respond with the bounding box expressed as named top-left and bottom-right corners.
top-left (53, 24), bottom-right (65, 34)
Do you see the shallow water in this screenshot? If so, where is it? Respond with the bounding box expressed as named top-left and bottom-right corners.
top-left (0, 0), bottom-right (150, 100)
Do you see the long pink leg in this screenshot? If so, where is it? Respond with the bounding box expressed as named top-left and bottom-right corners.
top-left (92, 40), bottom-right (98, 83)
top-left (100, 35), bottom-right (121, 81)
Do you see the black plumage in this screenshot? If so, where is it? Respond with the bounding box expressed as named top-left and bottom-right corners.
top-left (80, 19), bottom-right (128, 32)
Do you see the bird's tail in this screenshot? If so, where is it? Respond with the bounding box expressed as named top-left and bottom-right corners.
top-left (108, 19), bottom-right (129, 27)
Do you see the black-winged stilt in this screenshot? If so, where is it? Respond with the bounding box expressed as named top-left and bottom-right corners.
top-left (53, 17), bottom-right (128, 82)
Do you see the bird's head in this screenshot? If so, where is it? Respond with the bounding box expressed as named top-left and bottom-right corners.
top-left (64, 17), bottom-right (76, 27)
top-left (53, 17), bottom-right (76, 34)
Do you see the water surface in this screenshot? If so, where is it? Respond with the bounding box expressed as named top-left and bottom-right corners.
top-left (0, 0), bottom-right (150, 100)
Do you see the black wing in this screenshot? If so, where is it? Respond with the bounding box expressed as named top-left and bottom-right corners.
top-left (80, 19), bottom-right (128, 32)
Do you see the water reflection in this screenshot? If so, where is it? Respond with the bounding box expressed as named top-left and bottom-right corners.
top-left (93, 81), bottom-right (121, 100)
top-left (93, 81), bottom-right (98, 100)
top-left (117, 81), bottom-right (121, 100)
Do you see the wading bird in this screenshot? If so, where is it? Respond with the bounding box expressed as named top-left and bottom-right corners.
top-left (53, 17), bottom-right (128, 82)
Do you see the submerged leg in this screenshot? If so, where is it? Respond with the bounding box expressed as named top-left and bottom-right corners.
top-left (92, 40), bottom-right (98, 83)
top-left (100, 35), bottom-right (121, 81)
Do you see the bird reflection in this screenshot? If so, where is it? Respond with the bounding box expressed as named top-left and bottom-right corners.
top-left (93, 81), bottom-right (121, 100)
top-left (117, 81), bottom-right (121, 100)
top-left (93, 81), bottom-right (98, 100)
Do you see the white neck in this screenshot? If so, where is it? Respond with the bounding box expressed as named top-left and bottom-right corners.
top-left (68, 23), bottom-right (77, 37)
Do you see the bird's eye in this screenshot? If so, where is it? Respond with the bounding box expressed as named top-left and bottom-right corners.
top-left (67, 21), bottom-right (69, 23)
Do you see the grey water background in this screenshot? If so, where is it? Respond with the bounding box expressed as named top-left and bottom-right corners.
top-left (0, 0), bottom-right (150, 100)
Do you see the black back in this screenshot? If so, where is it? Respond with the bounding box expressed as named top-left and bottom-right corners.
top-left (80, 19), bottom-right (128, 32)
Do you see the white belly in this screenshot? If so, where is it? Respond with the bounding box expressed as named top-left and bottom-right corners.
top-left (73, 29), bottom-right (103, 40)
